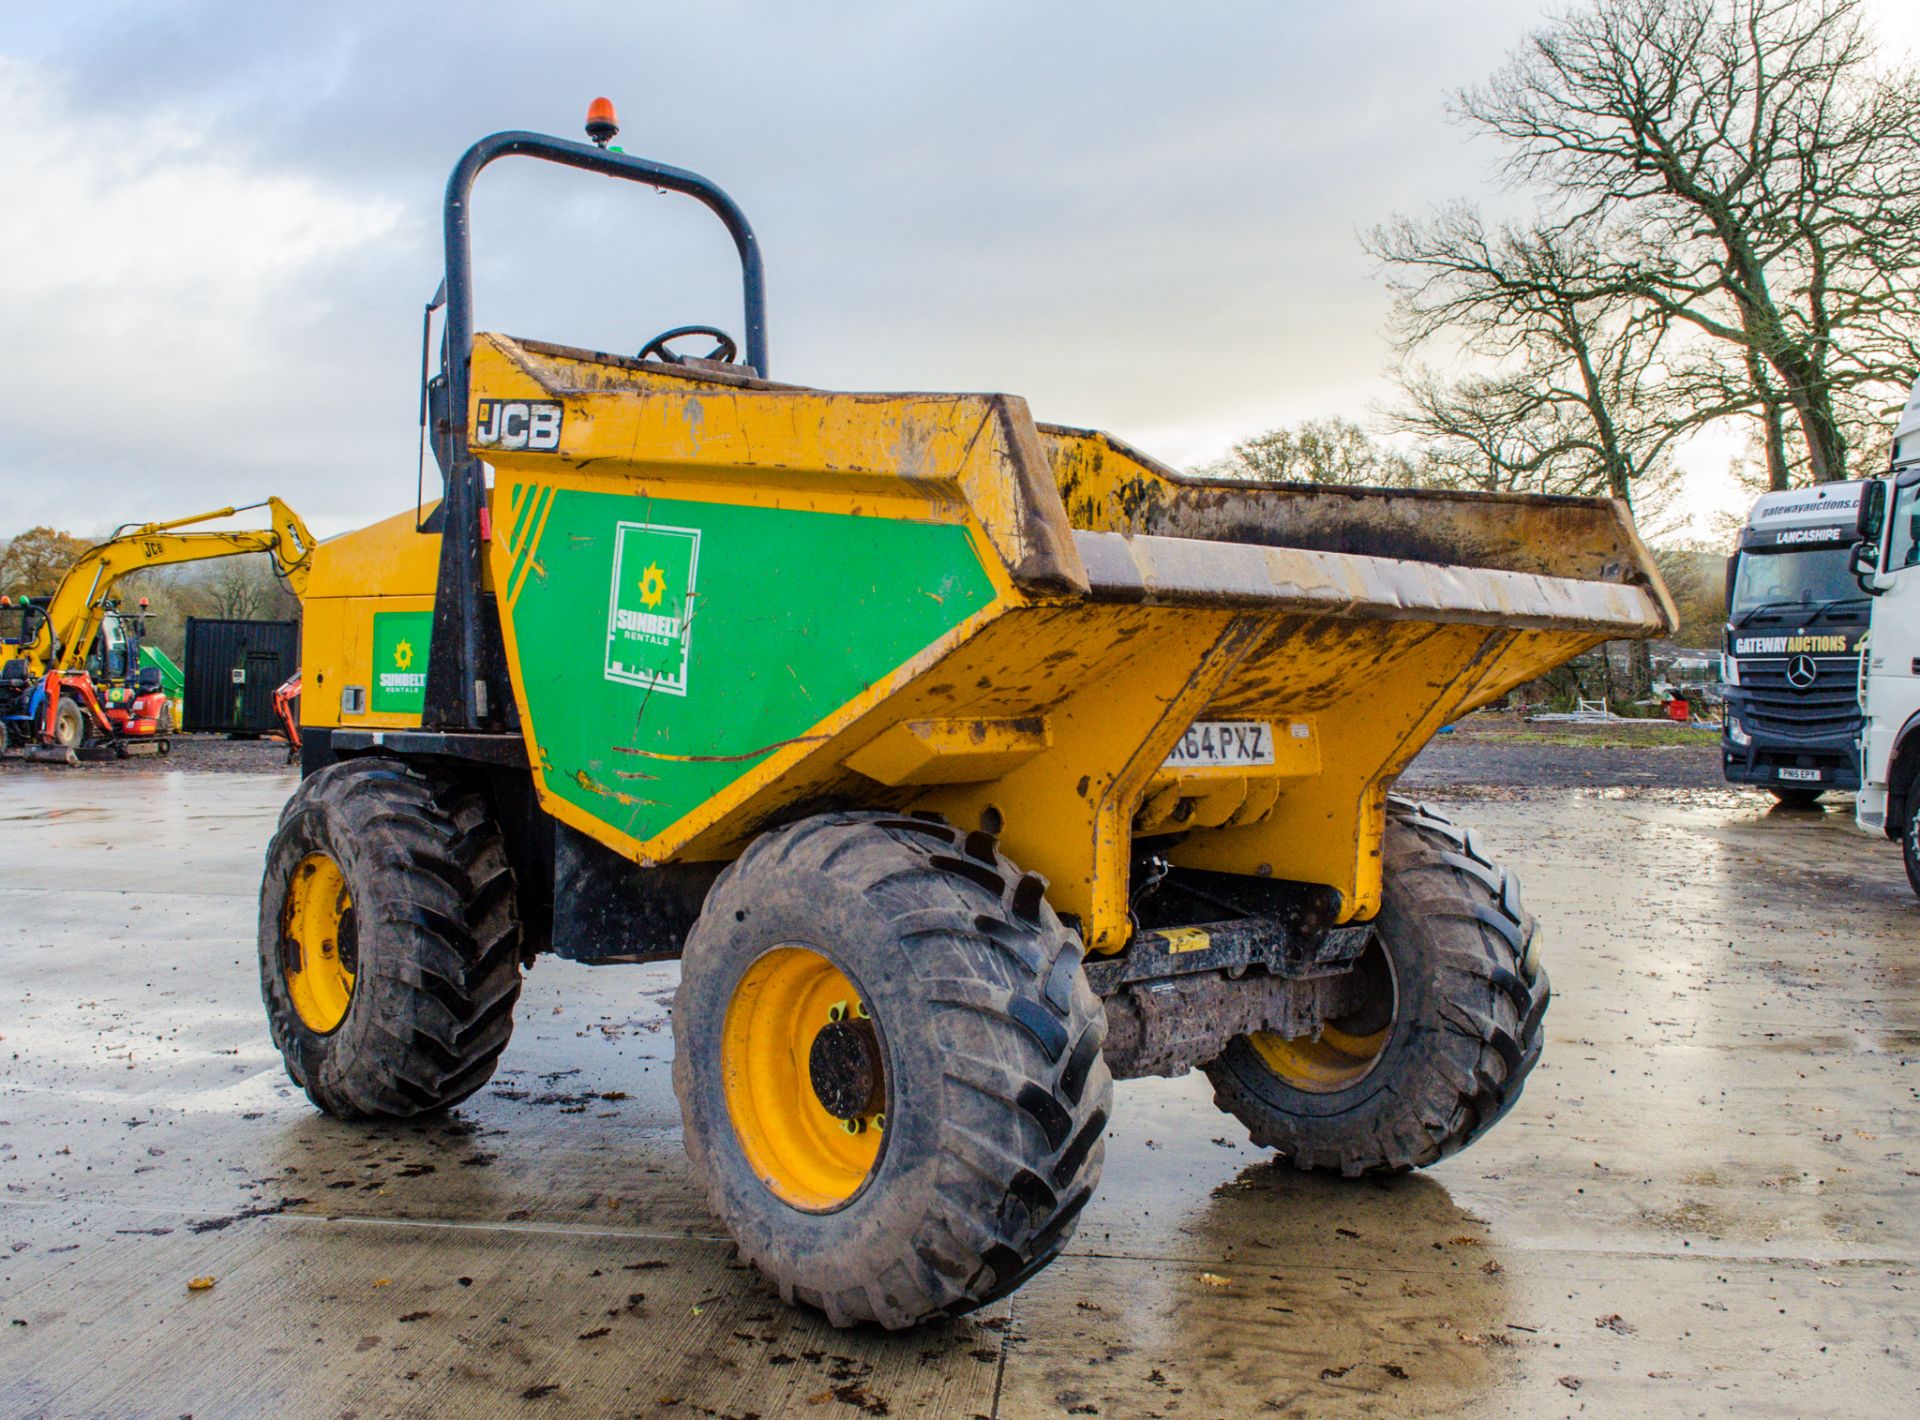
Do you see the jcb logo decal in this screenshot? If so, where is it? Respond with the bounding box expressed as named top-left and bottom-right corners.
top-left (474, 399), bottom-right (563, 452)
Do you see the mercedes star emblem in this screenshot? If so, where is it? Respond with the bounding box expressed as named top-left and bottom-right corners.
top-left (1786, 654), bottom-right (1818, 689)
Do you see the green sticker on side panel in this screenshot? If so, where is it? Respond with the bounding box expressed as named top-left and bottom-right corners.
top-left (370, 610), bottom-right (433, 713)
top-left (510, 489), bottom-right (996, 843)
top-left (605, 520), bottom-right (700, 695)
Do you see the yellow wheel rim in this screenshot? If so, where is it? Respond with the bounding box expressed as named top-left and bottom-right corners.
top-left (284, 852), bottom-right (356, 1034)
top-left (1249, 1022), bottom-right (1391, 1093)
top-left (722, 947), bottom-right (885, 1211)
top-left (1249, 937), bottom-right (1395, 1093)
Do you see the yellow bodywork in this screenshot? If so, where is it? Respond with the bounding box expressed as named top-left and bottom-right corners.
top-left (302, 334), bottom-right (1674, 954)
top-left (300, 506), bottom-right (450, 731)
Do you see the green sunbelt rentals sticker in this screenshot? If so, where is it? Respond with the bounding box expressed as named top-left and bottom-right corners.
top-left (605, 521), bottom-right (700, 696)
top-left (371, 611), bottom-right (433, 713)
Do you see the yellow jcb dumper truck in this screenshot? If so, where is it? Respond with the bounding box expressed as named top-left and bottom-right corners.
top-left (263, 104), bottom-right (1675, 1329)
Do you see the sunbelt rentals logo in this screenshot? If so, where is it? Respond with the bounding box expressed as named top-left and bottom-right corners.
top-left (370, 610), bottom-right (433, 713)
top-left (605, 521), bottom-right (700, 695)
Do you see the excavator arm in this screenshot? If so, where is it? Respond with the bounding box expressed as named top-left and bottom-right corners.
top-left (28, 499), bottom-right (315, 675)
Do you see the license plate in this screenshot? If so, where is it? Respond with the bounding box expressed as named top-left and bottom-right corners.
top-left (1164, 720), bottom-right (1276, 769)
top-left (1778, 767), bottom-right (1823, 783)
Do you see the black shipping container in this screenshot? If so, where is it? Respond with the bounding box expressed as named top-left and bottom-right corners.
top-left (183, 618), bottom-right (300, 734)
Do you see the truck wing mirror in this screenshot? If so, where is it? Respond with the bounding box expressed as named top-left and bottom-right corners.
top-left (1723, 553), bottom-right (1738, 609)
top-left (1850, 539), bottom-right (1884, 597)
top-left (1857, 479), bottom-right (1887, 542)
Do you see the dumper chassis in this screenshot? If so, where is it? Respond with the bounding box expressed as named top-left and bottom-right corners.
top-left (260, 107), bottom-right (1674, 1328)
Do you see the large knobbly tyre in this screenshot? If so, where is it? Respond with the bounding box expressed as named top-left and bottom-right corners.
top-left (673, 811), bottom-right (1112, 1329)
top-left (1204, 799), bottom-right (1547, 1175)
top-left (1903, 792), bottom-right (1920, 901)
top-left (259, 758), bottom-right (522, 1119)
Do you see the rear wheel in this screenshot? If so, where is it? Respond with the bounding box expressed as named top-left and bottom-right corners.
top-left (258, 758), bottom-right (522, 1118)
top-left (1204, 800), bottom-right (1547, 1175)
top-left (51, 698), bottom-right (86, 749)
top-left (673, 811), bottom-right (1111, 1329)
top-left (1768, 786), bottom-right (1824, 809)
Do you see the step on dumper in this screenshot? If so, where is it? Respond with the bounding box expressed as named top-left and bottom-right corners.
top-left (267, 112), bottom-right (1675, 1330)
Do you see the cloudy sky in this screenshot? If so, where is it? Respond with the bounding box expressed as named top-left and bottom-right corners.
top-left (2, 1), bottom-right (1916, 539)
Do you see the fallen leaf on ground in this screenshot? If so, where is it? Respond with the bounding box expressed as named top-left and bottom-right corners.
top-left (186, 1276), bottom-right (216, 1292)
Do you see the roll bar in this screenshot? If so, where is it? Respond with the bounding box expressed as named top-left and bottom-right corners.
top-left (424, 127), bottom-right (768, 730)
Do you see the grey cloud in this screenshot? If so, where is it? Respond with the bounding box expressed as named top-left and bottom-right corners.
top-left (7, 1), bottom-right (1566, 535)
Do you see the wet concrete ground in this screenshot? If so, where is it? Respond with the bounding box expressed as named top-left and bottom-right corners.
top-left (1, 769), bottom-right (1914, 1418)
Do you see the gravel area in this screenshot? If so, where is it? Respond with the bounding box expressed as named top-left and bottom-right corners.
top-left (1403, 736), bottom-right (1723, 792)
top-left (0, 733), bottom-right (296, 775)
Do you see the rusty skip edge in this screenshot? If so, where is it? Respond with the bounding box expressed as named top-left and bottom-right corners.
top-left (1073, 530), bottom-right (1670, 637)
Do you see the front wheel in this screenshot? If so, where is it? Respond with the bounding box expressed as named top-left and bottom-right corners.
top-left (51, 698), bottom-right (86, 750)
top-left (673, 812), bottom-right (1112, 1329)
top-left (1903, 793), bottom-right (1920, 902)
top-left (258, 758), bottom-right (522, 1118)
top-left (1204, 800), bottom-right (1547, 1175)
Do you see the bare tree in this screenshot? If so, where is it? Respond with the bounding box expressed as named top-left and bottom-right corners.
top-left (203, 557), bottom-right (299, 622)
top-left (1459, 0), bottom-right (1920, 484)
top-left (208, 560), bottom-right (265, 620)
top-left (1367, 210), bottom-right (1738, 512)
top-left (1197, 416), bottom-right (1427, 487)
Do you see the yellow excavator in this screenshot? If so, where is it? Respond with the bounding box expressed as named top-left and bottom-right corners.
top-left (0, 499), bottom-right (315, 762)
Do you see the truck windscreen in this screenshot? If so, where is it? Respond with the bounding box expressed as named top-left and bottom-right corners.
top-left (1730, 544), bottom-right (1862, 618)
top-left (1891, 479), bottom-right (1920, 572)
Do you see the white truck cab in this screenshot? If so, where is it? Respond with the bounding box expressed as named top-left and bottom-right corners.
top-left (1852, 373), bottom-right (1920, 898)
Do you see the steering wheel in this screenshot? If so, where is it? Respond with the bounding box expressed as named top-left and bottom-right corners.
top-left (638, 324), bottom-right (739, 366)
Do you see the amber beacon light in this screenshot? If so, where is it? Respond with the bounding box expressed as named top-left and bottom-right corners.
top-left (584, 97), bottom-right (619, 147)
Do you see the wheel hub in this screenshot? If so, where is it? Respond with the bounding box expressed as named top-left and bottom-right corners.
top-left (808, 1017), bottom-right (884, 1121)
top-left (1250, 934), bottom-right (1394, 1094)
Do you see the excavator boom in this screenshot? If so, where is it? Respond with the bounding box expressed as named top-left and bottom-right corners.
top-left (19, 498), bottom-right (315, 676)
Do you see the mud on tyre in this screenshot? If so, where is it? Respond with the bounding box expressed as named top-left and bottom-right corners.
top-left (258, 757), bottom-right (522, 1118)
top-left (1204, 799), bottom-right (1547, 1175)
top-left (673, 811), bottom-right (1112, 1329)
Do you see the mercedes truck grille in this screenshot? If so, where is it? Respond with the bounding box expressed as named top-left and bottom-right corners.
top-left (1738, 655), bottom-right (1862, 738)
